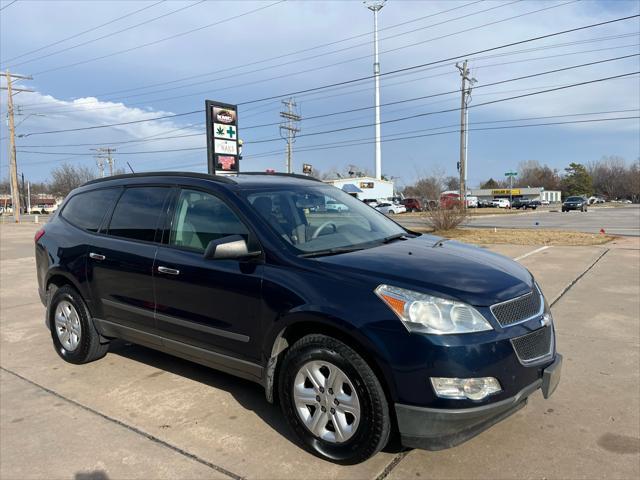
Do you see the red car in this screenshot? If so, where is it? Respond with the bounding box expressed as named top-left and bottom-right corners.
top-left (401, 198), bottom-right (422, 212)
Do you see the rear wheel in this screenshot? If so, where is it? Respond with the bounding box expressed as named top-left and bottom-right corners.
top-left (50, 285), bottom-right (109, 364)
top-left (278, 334), bottom-right (391, 464)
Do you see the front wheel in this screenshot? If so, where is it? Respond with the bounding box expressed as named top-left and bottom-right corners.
top-left (278, 334), bottom-right (391, 464)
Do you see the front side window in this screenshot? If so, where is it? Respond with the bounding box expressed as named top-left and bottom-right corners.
top-left (61, 188), bottom-right (120, 232)
top-left (245, 185), bottom-right (407, 255)
top-left (169, 189), bottom-right (249, 253)
top-left (107, 187), bottom-right (169, 242)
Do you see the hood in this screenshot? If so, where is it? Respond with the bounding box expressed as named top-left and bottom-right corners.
top-left (315, 235), bottom-right (533, 306)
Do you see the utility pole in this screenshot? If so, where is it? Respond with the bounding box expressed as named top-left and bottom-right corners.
top-left (455, 60), bottom-right (476, 209)
top-left (91, 147), bottom-right (116, 176)
top-left (365, 0), bottom-right (385, 180)
top-left (1, 70), bottom-right (33, 223)
top-left (279, 98), bottom-right (301, 174)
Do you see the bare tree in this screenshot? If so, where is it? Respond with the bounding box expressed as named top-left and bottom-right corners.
top-left (516, 160), bottom-right (561, 190)
top-left (49, 163), bottom-right (96, 198)
top-left (588, 156), bottom-right (628, 199)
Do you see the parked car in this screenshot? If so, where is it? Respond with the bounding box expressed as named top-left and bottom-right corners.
top-left (35, 172), bottom-right (561, 464)
top-left (465, 196), bottom-right (479, 208)
top-left (512, 199), bottom-right (538, 210)
top-left (540, 199), bottom-right (550, 206)
top-left (400, 198), bottom-right (422, 212)
top-left (375, 202), bottom-right (406, 214)
top-left (562, 196), bottom-right (588, 212)
top-left (362, 199), bottom-right (378, 208)
top-left (326, 200), bottom-right (349, 212)
top-left (491, 198), bottom-right (511, 208)
top-left (477, 199), bottom-right (493, 208)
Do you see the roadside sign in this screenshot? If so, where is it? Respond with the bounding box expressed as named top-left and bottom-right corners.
top-left (206, 100), bottom-right (239, 175)
top-left (504, 171), bottom-right (518, 176)
top-left (302, 163), bottom-right (313, 175)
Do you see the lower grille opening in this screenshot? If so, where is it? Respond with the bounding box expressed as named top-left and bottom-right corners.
top-left (511, 326), bottom-right (553, 364)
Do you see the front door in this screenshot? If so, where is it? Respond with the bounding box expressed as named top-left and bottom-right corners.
top-left (153, 188), bottom-right (263, 369)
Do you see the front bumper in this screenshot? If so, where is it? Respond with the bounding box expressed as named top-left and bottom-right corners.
top-left (396, 353), bottom-right (562, 450)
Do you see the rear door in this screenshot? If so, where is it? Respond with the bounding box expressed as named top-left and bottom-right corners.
top-left (153, 187), bottom-right (264, 366)
top-left (87, 186), bottom-right (171, 339)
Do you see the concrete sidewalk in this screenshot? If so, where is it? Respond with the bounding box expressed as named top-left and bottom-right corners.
top-left (1, 224), bottom-right (638, 479)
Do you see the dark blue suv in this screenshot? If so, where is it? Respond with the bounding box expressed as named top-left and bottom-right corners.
top-left (35, 172), bottom-right (561, 464)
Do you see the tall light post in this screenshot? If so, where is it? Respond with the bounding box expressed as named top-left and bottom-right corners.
top-left (365, 0), bottom-right (385, 180)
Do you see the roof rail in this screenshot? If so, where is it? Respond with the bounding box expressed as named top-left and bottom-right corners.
top-left (83, 171), bottom-right (236, 186)
top-left (239, 171), bottom-right (322, 182)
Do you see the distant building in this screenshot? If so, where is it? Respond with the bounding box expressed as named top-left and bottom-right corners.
top-left (468, 187), bottom-right (561, 203)
top-left (324, 176), bottom-right (395, 201)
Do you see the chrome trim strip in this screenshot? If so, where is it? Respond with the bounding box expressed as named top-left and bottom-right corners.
top-left (490, 284), bottom-right (545, 328)
top-left (102, 298), bottom-right (250, 343)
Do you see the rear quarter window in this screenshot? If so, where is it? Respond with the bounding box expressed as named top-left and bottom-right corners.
top-left (61, 188), bottom-right (120, 232)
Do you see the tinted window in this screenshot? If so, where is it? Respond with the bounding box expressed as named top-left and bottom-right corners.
top-left (61, 188), bottom-right (119, 232)
top-left (107, 187), bottom-right (169, 242)
top-left (170, 189), bottom-right (248, 252)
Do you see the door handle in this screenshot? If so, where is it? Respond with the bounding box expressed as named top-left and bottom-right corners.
top-left (157, 266), bottom-right (180, 275)
top-left (89, 252), bottom-right (105, 261)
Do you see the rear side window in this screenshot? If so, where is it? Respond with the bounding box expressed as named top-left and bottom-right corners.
top-left (107, 187), bottom-right (169, 242)
top-left (61, 188), bottom-right (119, 232)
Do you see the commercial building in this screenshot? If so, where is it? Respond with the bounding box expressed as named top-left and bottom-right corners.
top-left (324, 176), bottom-right (395, 201)
top-left (468, 187), bottom-right (561, 203)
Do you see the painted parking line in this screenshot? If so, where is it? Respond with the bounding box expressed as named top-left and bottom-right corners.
top-left (513, 245), bottom-right (550, 261)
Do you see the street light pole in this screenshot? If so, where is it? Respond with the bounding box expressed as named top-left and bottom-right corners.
top-left (365, 0), bottom-right (385, 180)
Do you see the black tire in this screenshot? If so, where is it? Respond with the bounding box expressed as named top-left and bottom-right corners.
top-left (278, 334), bottom-right (391, 464)
top-left (49, 285), bottom-right (109, 364)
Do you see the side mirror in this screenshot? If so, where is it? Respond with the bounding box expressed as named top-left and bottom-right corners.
top-left (204, 235), bottom-right (259, 260)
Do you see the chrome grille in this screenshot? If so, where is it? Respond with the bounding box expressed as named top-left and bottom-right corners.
top-left (490, 288), bottom-right (542, 327)
top-left (511, 326), bottom-right (553, 365)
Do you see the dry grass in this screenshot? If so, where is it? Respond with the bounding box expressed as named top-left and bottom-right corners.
top-left (413, 227), bottom-right (616, 246)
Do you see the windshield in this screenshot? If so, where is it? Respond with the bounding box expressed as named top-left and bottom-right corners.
top-left (566, 196), bottom-right (583, 201)
top-left (244, 184), bottom-right (408, 255)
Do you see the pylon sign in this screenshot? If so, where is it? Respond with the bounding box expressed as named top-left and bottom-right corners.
top-left (206, 100), bottom-right (240, 175)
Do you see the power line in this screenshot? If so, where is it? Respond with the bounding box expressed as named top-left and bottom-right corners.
top-left (17, 72), bottom-right (640, 157)
top-left (17, 15), bottom-right (640, 137)
top-left (14, 0), bottom-right (598, 111)
top-left (18, 112), bottom-right (639, 166)
top-left (90, 0), bottom-right (485, 98)
top-left (18, 31), bottom-right (640, 117)
top-left (30, 1), bottom-right (286, 76)
top-left (17, 54), bottom-right (638, 149)
top-left (4, 1), bottom-right (205, 70)
top-left (1, 0), bottom-right (166, 65)
top-left (53, 0), bottom-right (577, 108)
top-left (10, 0), bottom-right (518, 112)
top-left (0, 0), bottom-right (18, 12)
top-left (245, 71), bottom-right (640, 144)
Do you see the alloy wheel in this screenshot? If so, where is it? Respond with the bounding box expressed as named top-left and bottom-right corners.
top-left (54, 300), bottom-right (81, 351)
top-left (293, 360), bottom-right (361, 443)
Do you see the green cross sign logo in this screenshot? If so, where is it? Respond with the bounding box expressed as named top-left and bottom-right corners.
top-left (226, 126), bottom-right (236, 138)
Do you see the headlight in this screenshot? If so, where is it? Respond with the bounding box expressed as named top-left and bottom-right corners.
top-left (374, 284), bottom-right (493, 334)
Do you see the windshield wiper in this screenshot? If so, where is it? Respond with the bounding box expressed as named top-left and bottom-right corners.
top-left (381, 233), bottom-right (411, 244)
top-left (299, 246), bottom-right (366, 258)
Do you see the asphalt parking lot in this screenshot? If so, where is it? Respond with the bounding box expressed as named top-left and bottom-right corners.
top-left (1, 223), bottom-right (639, 480)
top-left (397, 205), bottom-right (640, 237)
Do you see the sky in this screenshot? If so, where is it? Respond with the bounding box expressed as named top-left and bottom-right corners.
top-left (1, 0), bottom-right (639, 189)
